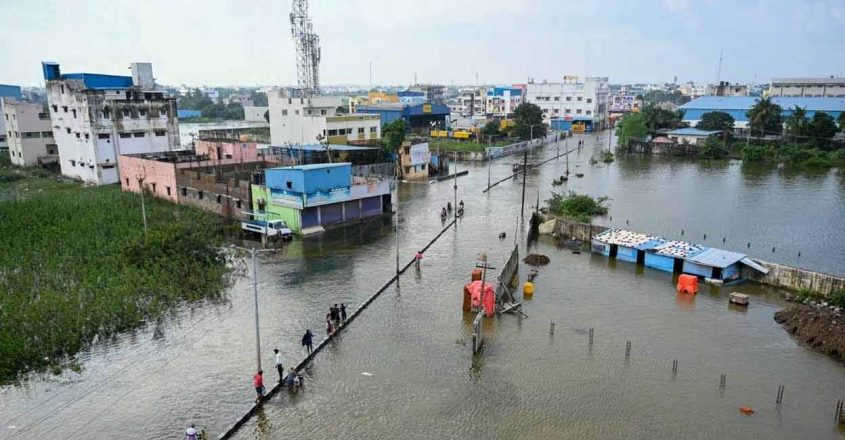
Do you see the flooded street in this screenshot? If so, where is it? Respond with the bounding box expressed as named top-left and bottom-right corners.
top-left (2, 132), bottom-right (844, 439)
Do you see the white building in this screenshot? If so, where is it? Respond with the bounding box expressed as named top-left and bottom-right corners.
top-left (244, 106), bottom-right (269, 122)
top-left (450, 88), bottom-right (485, 117)
top-left (526, 77), bottom-right (610, 130)
top-left (486, 86), bottom-right (524, 117)
top-left (2, 98), bottom-right (57, 166)
top-left (43, 62), bottom-right (179, 185)
top-left (268, 91), bottom-right (380, 145)
top-left (769, 77), bottom-right (845, 98)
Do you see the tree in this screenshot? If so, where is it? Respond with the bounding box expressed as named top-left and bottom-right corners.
top-left (335, 106), bottom-right (349, 115)
top-left (746, 97), bottom-right (783, 137)
top-left (381, 119), bottom-right (407, 153)
top-left (641, 104), bottom-right (685, 131)
top-left (512, 103), bottom-right (546, 140)
top-left (784, 106), bottom-right (809, 139)
top-left (696, 111), bottom-right (735, 132)
top-left (699, 137), bottom-right (729, 160)
top-left (616, 112), bottom-right (648, 148)
top-left (838, 112), bottom-right (845, 132)
top-left (249, 91), bottom-right (268, 106)
top-left (808, 112), bottom-right (839, 146)
top-left (481, 120), bottom-right (500, 138)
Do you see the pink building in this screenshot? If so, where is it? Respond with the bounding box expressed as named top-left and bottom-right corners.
top-left (195, 139), bottom-right (259, 162)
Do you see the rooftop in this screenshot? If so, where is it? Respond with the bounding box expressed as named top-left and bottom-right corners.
top-left (771, 77), bottom-right (845, 85)
top-left (270, 162), bottom-right (351, 171)
top-left (667, 128), bottom-right (722, 137)
top-left (262, 143), bottom-right (377, 152)
top-left (123, 150), bottom-right (208, 163)
top-left (686, 248), bottom-right (746, 268)
top-left (680, 96), bottom-right (845, 112)
top-left (654, 241), bottom-right (706, 259)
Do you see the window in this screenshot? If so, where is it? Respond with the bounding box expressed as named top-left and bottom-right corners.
top-left (181, 187), bottom-right (187, 196)
top-left (198, 191), bottom-right (204, 200)
top-left (119, 132), bottom-right (132, 138)
top-left (282, 109), bottom-right (288, 116)
top-left (236, 200), bottom-right (242, 209)
top-left (286, 181), bottom-right (292, 189)
top-left (576, 109), bottom-right (582, 114)
top-left (60, 85), bottom-right (65, 94)
top-left (166, 187), bottom-right (171, 196)
top-left (125, 178), bottom-right (129, 186)
top-left (216, 194), bottom-right (222, 204)
top-left (328, 129), bottom-right (337, 136)
top-left (75, 132), bottom-right (80, 139)
top-left (139, 109), bottom-right (147, 117)
top-left (554, 96), bottom-right (560, 101)
top-left (370, 126), bottom-right (376, 133)
top-left (42, 131), bottom-right (53, 138)
top-left (72, 109), bottom-right (77, 118)
top-left (66, 128), bottom-right (71, 134)
top-left (151, 183), bottom-right (156, 193)
top-left (586, 98), bottom-right (592, 103)
top-left (586, 110), bottom-right (592, 115)
top-left (98, 133), bottom-right (111, 140)
top-left (154, 130), bottom-right (166, 137)
top-left (84, 133), bottom-right (90, 140)
top-left (577, 97), bottom-right (582, 102)
top-left (160, 107), bottom-right (167, 116)
top-left (358, 127), bottom-right (364, 134)
top-left (62, 106), bottom-right (68, 113)
top-left (122, 109), bottom-right (130, 117)
top-left (4, 114), bottom-right (8, 121)
top-left (133, 132), bottom-right (145, 138)
top-left (102, 108), bottom-right (111, 118)
top-left (565, 109), bottom-right (571, 114)
top-left (320, 109), bottom-right (326, 115)
top-left (565, 97), bottom-right (571, 102)
top-left (294, 109), bottom-right (300, 115)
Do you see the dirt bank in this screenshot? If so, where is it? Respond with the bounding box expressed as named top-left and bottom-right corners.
top-left (774, 305), bottom-right (845, 364)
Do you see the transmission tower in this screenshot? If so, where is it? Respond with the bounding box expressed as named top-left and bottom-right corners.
top-left (290, 0), bottom-right (321, 96)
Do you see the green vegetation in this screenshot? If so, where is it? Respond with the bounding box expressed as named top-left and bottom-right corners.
top-left (642, 90), bottom-right (691, 106)
top-left (547, 191), bottom-right (609, 223)
top-left (178, 88), bottom-right (245, 120)
top-left (616, 112), bottom-right (648, 149)
top-left (0, 166), bottom-right (231, 382)
top-left (746, 97), bottom-right (783, 137)
top-left (600, 150), bottom-right (615, 163)
top-left (512, 103), bottom-right (547, 140)
top-left (641, 104), bottom-right (687, 131)
top-left (830, 290), bottom-right (845, 309)
top-left (433, 139), bottom-right (510, 153)
top-left (380, 119), bottom-right (408, 153)
top-left (696, 111), bottom-right (735, 136)
top-left (481, 120), bottom-right (501, 137)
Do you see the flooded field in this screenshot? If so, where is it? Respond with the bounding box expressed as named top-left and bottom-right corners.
top-left (2, 132), bottom-right (844, 439)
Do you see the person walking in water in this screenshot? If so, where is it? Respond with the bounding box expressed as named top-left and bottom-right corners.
top-left (274, 348), bottom-right (284, 383)
top-left (185, 423), bottom-right (199, 440)
top-left (326, 313), bottom-right (334, 336)
top-left (340, 303), bottom-right (347, 321)
top-left (415, 251), bottom-right (423, 268)
top-left (253, 370), bottom-right (265, 403)
top-left (302, 329), bottom-right (314, 354)
top-left (330, 304), bottom-right (340, 324)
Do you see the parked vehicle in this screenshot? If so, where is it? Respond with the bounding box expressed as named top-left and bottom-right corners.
top-left (241, 219), bottom-right (293, 240)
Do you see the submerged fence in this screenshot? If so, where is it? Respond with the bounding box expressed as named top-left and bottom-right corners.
top-left (496, 245), bottom-right (520, 304)
top-left (485, 133), bottom-right (560, 160)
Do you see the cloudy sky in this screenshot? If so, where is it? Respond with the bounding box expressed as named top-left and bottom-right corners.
top-left (1, 0), bottom-right (843, 87)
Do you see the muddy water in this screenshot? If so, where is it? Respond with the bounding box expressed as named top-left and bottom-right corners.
top-left (2, 132), bottom-right (844, 439)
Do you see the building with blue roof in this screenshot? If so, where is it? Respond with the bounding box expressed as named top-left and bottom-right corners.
top-left (680, 96), bottom-right (845, 129)
top-left (592, 228), bottom-right (768, 283)
top-left (356, 102), bottom-right (450, 131)
top-left (0, 84), bottom-right (24, 151)
top-left (42, 62), bottom-right (180, 185)
top-left (486, 86), bottom-right (523, 117)
top-left (666, 128), bottom-right (722, 145)
top-left (251, 162), bottom-right (392, 234)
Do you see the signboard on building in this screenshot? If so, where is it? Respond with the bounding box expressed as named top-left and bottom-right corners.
top-left (422, 104), bottom-right (432, 113)
top-left (409, 142), bottom-right (430, 166)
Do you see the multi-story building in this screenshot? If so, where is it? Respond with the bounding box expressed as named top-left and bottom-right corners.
top-left (244, 106), bottom-right (270, 122)
top-left (526, 76), bottom-right (610, 130)
top-left (267, 91), bottom-right (381, 146)
top-left (486, 86), bottom-right (523, 117)
top-left (706, 81), bottom-right (749, 97)
top-left (0, 84), bottom-right (23, 152)
top-left (3, 98), bottom-right (57, 166)
top-left (408, 85), bottom-right (445, 104)
top-left (450, 88), bottom-right (485, 117)
top-left (42, 62), bottom-right (179, 184)
top-left (768, 77), bottom-right (845, 98)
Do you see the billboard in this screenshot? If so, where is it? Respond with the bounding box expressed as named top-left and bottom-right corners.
top-left (409, 143), bottom-right (430, 166)
top-left (610, 95), bottom-right (638, 112)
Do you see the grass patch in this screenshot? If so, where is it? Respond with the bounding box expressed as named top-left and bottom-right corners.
top-left (431, 139), bottom-right (512, 153)
top-left (0, 167), bottom-right (231, 382)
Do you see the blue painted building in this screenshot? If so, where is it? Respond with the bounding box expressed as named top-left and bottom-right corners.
top-left (42, 62), bottom-right (134, 89)
top-left (252, 162), bottom-right (392, 234)
top-left (177, 109), bottom-right (202, 119)
top-left (680, 96), bottom-right (845, 128)
top-left (592, 229), bottom-right (768, 282)
top-left (550, 116), bottom-right (595, 132)
top-left (356, 102), bottom-right (450, 130)
top-left (0, 84), bottom-right (23, 100)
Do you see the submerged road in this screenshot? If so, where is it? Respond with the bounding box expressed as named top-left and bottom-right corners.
top-left (2, 131), bottom-right (844, 439)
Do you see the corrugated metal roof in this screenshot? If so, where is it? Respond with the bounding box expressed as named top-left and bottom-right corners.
top-left (686, 248), bottom-right (746, 268)
top-left (667, 128), bottom-right (722, 137)
top-left (740, 257), bottom-right (769, 274)
top-left (593, 229), bottom-right (661, 248)
top-left (771, 77), bottom-right (845, 85)
top-left (680, 96), bottom-right (845, 112)
top-left (655, 241), bottom-right (706, 259)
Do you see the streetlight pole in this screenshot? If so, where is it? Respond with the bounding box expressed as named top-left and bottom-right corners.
top-left (251, 247), bottom-right (262, 372)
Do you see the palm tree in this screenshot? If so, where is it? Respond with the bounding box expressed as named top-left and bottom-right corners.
top-left (746, 97), bottom-right (783, 138)
top-left (784, 105), bottom-right (808, 139)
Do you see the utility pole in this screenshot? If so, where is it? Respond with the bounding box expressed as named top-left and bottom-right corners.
top-left (486, 136), bottom-right (492, 191)
top-left (453, 158), bottom-right (458, 220)
top-left (395, 154), bottom-right (400, 284)
top-left (520, 149), bottom-right (528, 221)
top-left (136, 175), bottom-right (148, 241)
top-left (251, 248), bottom-right (262, 372)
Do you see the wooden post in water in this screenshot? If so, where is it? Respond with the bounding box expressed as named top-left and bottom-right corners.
top-left (835, 399), bottom-right (843, 424)
top-left (625, 340), bottom-right (631, 358)
top-left (672, 358), bottom-right (678, 375)
top-left (720, 374), bottom-right (727, 389)
top-left (776, 384), bottom-right (785, 405)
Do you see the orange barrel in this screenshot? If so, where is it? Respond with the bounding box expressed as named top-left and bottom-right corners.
top-left (676, 274), bottom-right (698, 294)
top-left (462, 285), bottom-right (472, 311)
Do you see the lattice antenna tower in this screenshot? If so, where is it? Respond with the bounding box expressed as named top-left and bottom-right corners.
top-left (290, 0), bottom-right (321, 96)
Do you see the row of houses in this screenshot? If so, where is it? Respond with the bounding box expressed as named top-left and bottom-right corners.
top-left (591, 229), bottom-right (769, 283)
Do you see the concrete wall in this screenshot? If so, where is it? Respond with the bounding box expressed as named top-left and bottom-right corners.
top-left (547, 215), bottom-right (608, 242)
top-left (742, 260), bottom-right (845, 296)
top-left (118, 155), bottom-right (178, 202)
top-left (195, 139), bottom-right (258, 162)
top-left (176, 168), bottom-right (256, 218)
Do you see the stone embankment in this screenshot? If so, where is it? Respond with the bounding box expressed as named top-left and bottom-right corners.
top-left (774, 302), bottom-right (844, 364)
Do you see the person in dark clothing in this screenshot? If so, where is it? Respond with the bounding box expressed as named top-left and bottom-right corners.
top-left (331, 304), bottom-right (340, 324)
top-left (340, 303), bottom-right (347, 321)
top-left (302, 329), bottom-right (314, 354)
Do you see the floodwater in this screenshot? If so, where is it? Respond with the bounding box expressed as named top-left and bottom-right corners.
top-left (178, 121), bottom-right (269, 147)
top-left (1, 132), bottom-right (843, 439)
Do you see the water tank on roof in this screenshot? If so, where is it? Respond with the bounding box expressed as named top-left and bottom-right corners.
top-left (130, 63), bottom-right (155, 89)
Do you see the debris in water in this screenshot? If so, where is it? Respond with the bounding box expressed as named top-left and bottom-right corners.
top-left (523, 254), bottom-right (550, 266)
top-left (361, 372), bottom-right (373, 376)
top-left (739, 406), bottom-right (754, 415)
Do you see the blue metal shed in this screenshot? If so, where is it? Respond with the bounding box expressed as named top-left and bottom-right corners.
top-left (0, 84), bottom-right (22, 100)
top-left (265, 163), bottom-right (351, 194)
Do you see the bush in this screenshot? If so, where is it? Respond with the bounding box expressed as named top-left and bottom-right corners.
top-left (699, 137), bottom-right (729, 160)
top-left (829, 290), bottom-right (845, 309)
top-left (547, 191), bottom-right (609, 223)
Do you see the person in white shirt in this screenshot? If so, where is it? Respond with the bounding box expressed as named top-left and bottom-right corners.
top-left (274, 348), bottom-right (284, 383)
top-left (185, 423), bottom-right (199, 440)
